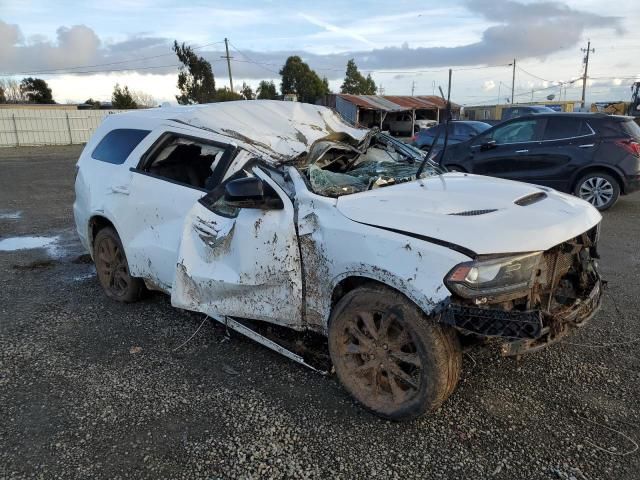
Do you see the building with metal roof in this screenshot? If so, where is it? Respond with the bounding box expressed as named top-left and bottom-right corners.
top-left (323, 94), bottom-right (460, 134)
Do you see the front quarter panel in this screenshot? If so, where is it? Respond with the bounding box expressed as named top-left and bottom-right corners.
top-left (289, 168), bottom-right (469, 334)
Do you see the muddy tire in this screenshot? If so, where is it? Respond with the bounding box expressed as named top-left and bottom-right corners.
top-left (94, 227), bottom-right (144, 302)
top-left (328, 285), bottom-right (461, 421)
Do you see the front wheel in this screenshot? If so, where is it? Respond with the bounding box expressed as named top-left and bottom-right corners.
top-left (328, 285), bottom-right (461, 421)
top-left (574, 172), bottom-right (620, 211)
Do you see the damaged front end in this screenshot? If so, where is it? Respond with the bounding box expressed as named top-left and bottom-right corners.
top-left (440, 225), bottom-right (603, 356)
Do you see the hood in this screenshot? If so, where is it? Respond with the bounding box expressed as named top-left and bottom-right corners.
top-left (336, 173), bottom-right (601, 256)
top-left (131, 100), bottom-right (368, 162)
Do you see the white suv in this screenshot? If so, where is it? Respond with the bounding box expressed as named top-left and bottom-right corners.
top-left (74, 100), bottom-right (603, 420)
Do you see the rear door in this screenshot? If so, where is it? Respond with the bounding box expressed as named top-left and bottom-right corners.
top-left (469, 118), bottom-right (545, 181)
top-left (122, 129), bottom-right (235, 291)
top-left (171, 165), bottom-right (303, 327)
top-left (523, 117), bottom-right (597, 190)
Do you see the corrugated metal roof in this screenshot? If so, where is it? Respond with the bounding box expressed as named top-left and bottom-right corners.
top-left (335, 94), bottom-right (458, 112)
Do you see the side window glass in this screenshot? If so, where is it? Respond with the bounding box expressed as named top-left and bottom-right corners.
top-left (492, 120), bottom-right (537, 144)
top-left (453, 123), bottom-right (468, 136)
top-left (144, 136), bottom-right (228, 190)
top-left (543, 118), bottom-right (583, 140)
top-left (92, 129), bottom-right (150, 164)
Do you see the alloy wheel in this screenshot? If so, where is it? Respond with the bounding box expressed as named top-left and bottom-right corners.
top-left (578, 176), bottom-right (614, 208)
top-left (96, 236), bottom-right (130, 297)
top-left (336, 308), bottom-right (422, 408)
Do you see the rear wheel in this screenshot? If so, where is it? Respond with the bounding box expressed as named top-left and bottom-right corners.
top-left (94, 227), bottom-right (144, 302)
top-left (574, 171), bottom-right (620, 211)
top-left (328, 285), bottom-right (461, 421)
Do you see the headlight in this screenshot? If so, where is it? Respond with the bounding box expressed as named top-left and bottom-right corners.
top-left (445, 252), bottom-right (543, 299)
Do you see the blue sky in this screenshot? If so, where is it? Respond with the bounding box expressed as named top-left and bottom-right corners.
top-left (1, 0), bottom-right (638, 105)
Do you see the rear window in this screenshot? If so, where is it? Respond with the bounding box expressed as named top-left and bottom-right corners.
top-left (621, 120), bottom-right (640, 140)
top-left (596, 118), bottom-right (640, 140)
top-left (92, 129), bottom-right (151, 165)
top-left (543, 118), bottom-right (592, 140)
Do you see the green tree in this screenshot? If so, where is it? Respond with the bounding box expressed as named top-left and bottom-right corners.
top-left (0, 85), bottom-right (5, 103)
top-left (256, 80), bottom-right (278, 99)
top-left (112, 84), bottom-right (137, 109)
top-left (363, 74), bottom-right (376, 95)
top-left (340, 59), bottom-right (376, 95)
top-left (240, 82), bottom-right (254, 100)
top-left (173, 40), bottom-right (216, 104)
top-left (214, 87), bottom-right (244, 102)
top-left (279, 56), bottom-right (329, 103)
top-left (83, 98), bottom-right (101, 109)
top-left (20, 77), bottom-right (55, 103)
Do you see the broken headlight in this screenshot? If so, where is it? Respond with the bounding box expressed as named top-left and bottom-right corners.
top-left (445, 252), bottom-right (542, 299)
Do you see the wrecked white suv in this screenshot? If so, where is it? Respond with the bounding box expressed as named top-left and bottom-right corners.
top-left (74, 101), bottom-right (603, 420)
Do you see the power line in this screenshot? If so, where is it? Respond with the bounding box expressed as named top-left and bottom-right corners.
top-left (0, 40), bottom-right (226, 77)
top-left (516, 65), bottom-right (554, 83)
top-left (228, 41), bottom-right (280, 75)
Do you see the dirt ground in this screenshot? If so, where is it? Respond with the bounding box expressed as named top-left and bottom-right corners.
top-left (1, 145), bottom-right (639, 480)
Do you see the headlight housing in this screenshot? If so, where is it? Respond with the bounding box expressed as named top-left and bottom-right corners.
top-left (445, 252), bottom-right (543, 300)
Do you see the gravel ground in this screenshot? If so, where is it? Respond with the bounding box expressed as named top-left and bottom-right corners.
top-left (1, 145), bottom-right (639, 479)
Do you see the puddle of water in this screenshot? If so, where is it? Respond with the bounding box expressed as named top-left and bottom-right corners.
top-left (0, 211), bottom-right (22, 220)
top-left (0, 235), bottom-right (61, 256)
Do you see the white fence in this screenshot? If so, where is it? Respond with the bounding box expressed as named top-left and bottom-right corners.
top-left (0, 108), bottom-right (133, 147)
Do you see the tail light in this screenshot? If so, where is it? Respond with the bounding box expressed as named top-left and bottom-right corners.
top-left (615, 139), bottom-right (640, 157)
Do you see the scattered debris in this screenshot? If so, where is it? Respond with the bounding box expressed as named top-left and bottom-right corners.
top-left (220, 364), bottom-right (240, 376)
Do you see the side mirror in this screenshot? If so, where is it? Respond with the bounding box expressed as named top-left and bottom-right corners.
top-left (480, 140), bottom-right (497, 151)
top-left (224, 177), bottom-right (283, 210)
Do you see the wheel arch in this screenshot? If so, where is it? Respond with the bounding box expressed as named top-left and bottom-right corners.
top-left (571, 165), bottom-right (626, 194)
top-left (88, 215), bottom-right (116, 255)
top-left (329, 274), bottom-right (443, 329)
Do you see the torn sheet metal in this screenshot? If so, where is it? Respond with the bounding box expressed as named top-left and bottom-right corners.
top-left (171, 169), bottom-right (304, 329)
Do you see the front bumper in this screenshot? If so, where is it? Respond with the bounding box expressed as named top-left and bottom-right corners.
top-left (441, 276), bottom-right (603, 356)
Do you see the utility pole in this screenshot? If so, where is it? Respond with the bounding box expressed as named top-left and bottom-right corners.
top-left (511, 58), bottom-right (516, 104)
top-left (222, 38), bottom-right (234, 92)
top-left (411, 81), bottom-right (415, 96)
top-left (581, 40), bottom-right (594, 108)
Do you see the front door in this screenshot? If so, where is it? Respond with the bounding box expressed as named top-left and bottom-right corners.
top-left (171, 165), bottom-right (303, 327)
top-left (470, 118), bottom-right (545, 182)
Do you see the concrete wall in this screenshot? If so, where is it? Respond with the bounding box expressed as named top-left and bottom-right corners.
top-left (0, 108), bottom-right (132, 147)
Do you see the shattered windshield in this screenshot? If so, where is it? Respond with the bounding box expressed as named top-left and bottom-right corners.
top-left (302, 133), bottom-right (445, 198)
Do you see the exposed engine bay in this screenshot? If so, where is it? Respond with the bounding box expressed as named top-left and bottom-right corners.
top-left (300, 133), bottom-right (444, 197)
top-left (442, 225), bottom-right (602, 355)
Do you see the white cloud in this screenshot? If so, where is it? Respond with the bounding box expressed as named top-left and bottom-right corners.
top-left (482, 80), bottom-right (496, 91)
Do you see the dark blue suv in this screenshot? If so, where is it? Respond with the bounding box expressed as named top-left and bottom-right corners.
top-left (413, 121), bottom-right (491, 150)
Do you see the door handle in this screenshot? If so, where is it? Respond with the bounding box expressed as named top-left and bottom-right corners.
top-left (110, 185), bottom-right (130, 195)
top-left (578, 144), bottom-right (595, 148)
top-left (515, 149), bottom-right (529, 153)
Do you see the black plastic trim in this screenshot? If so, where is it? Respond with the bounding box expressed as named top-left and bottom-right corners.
top-left (356, 222), bottom-right (477, 258)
